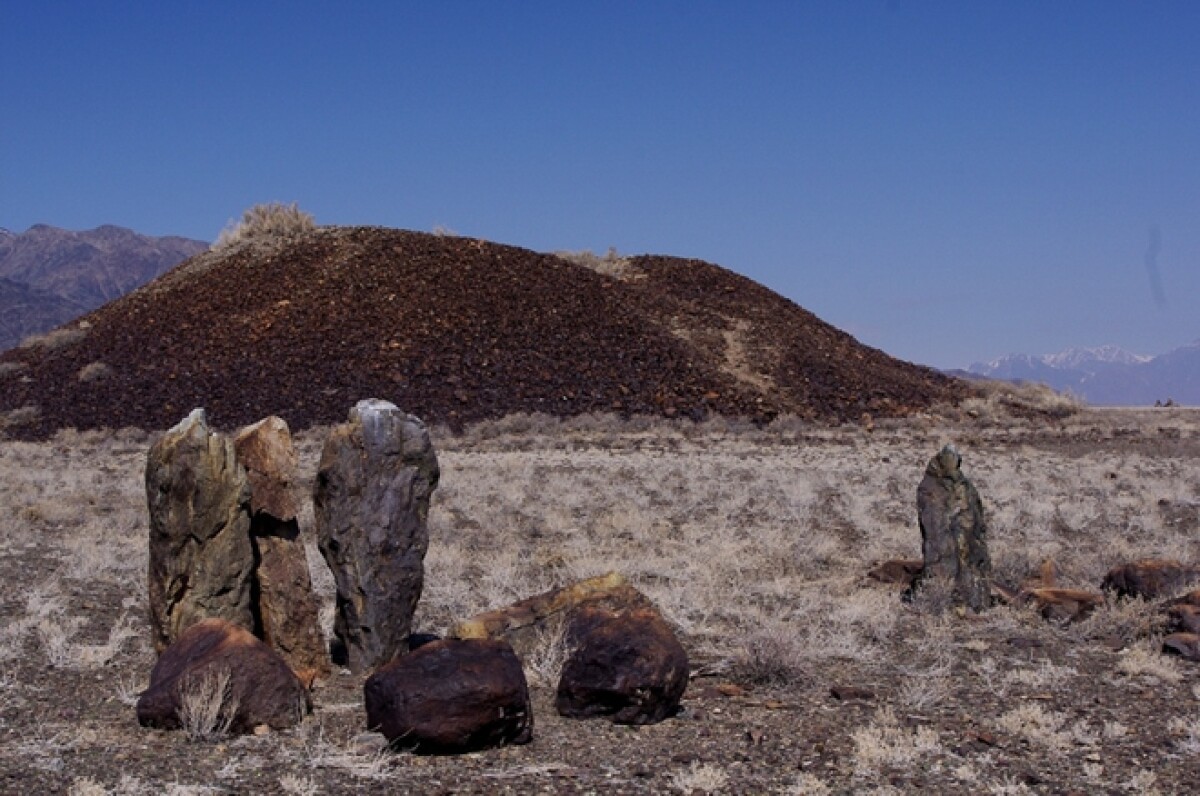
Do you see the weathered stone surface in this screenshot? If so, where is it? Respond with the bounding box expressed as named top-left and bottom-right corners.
top-left (1162, 632), bottom-right (1200, 662)
top-left (915, 444), bottom-right (991, 612)
top-left (136, 618), bottom-right (309, 733)
top-left (1101, 559), bottom-right (1199, 600)
top-left (234, 417), bottom-right (329, 687)
top-left (1022, 588), bottom-right (1104, 624)
top-left (146, 409), bottom-right (254, 653)
top-left (364, 638), bottom-right (532, 753)
top-left (556, 605), bottom-right (689, 725)
top-left (450, 572), bottom-right (652, 658)
top-left (314, 399), bottom-right (440, 672)
top-left (1167, 604), bottom-right (1200, 635)
top-left (867, 559), bottom-right (923, 587)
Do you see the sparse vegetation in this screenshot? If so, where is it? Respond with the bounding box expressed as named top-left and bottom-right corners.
top-left (19, 324), bottom-right (89, 351)
top-left (77, 361), bottom-right (113, 383)
top-left (0, 407), bottom-right (1197, 791)
top-left (177, 667), bottom-right (238, 741)
top-left (214, 202), bottom-right (315, 250)
top-left (555, 247), bottom-right (631, 278)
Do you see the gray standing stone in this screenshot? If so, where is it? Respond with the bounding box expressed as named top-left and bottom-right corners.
top-left (314, 400), bottom-right (440, 672)
top-left (146, 409), bottom-right (254, 653)
top-left (234, 416), bottom-right (330, 687)
top-left (915, 444), bottom-right (991, 611)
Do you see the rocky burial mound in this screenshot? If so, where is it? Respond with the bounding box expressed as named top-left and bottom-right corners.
top-left (0, 227), bottom-right (964, 437)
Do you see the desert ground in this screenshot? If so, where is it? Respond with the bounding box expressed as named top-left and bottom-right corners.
top-left (1, 401), bottom-right (1198, 795)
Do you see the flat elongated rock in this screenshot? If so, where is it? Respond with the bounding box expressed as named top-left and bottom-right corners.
top-left (315, 400), bottom-right (440, 672)
top-left (556, 605), bottom-right (689, 725)
top-left (450, 572), bottom-right (651, 657)
top-left (1162, 632), bottom-right (1200, 662)
top-left (146, 409), bottom-right (254, 652)
top-left (137, 618), bottom-right (309, 733)
top-left (364, 638), bottom-right (532, 753)
top-left (234, 416), bottom-right (329, 687)
top-left (915, 444), bottom-right (991, 611)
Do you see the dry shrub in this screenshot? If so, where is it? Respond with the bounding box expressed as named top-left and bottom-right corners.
top-left (19, 325), bottom-right (88, 351)
top-left (960, 379), bottom-right (1084, 422)
top-left (0, 404), bottom-right (40, 432)
top-left (0, 361), bottom-right (26, 376)
top-left (177, 667), bottom-right (238, 741)
top-left (555, 247), bottom-right (630, 279)
top-left (670, 762), bottom-right (729, 794)
top-left (77, 361), bottom-right (113, 383)
top-left (736, 626), bottom-right (809, 686)
top-left (215, 202), bottom-right (315, 249)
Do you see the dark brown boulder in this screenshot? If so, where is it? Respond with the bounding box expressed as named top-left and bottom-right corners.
top-left (146, 409), bottom-right (254, 652)
top-left (556, 606), bottom-right (689, 725)
top-left (1162, 632), bottom-right (1200, 662)
top-left (1101, 559), bottom-right (1199, 600)
top-left (1167, 604), bottom-right (1200, 634)
top-left (914, 444), bottom-right (991, 612)
top-left (234, 416), bottom-right (329, 687)
top-left (364, 638), bottom-right (532, 753)
top-left (315, 400), bottom-right (440, 672)
top-left (136, 618), bottom-right (309, 734)
top-left (867, 559), bottom-right (923, 587)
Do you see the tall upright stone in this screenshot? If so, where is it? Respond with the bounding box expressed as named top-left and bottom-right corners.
top-left (314, 400), bottom-right (440, 672)
top-left (234, 416), bottom-right (330, 687)
top-left (146, 409), bottom-right (254, 653)
top-left (916, 444), bottom-right (991, 611)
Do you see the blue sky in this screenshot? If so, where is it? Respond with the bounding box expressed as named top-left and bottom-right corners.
top-left (3, 2), bottom-right (1198, 369)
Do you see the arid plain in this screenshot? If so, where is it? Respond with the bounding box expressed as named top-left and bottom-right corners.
top-left (1, 396), bottom-right (1198, 795)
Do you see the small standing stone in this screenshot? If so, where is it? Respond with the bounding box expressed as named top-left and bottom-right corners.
top-left (915, 444), bottom-right (992, 611)
top-left (146, 409), bottom-right (254, 652)
top-left (314, 400), bottom-right (440, 672)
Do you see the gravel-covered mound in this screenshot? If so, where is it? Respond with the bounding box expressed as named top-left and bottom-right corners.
top-left (0, 227), bottom-right (965, 437)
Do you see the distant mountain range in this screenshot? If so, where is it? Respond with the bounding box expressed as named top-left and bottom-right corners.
top-left (967, 343), bottom-right (1200, 406)
top-left (0, 224), bottom-right (208, 351)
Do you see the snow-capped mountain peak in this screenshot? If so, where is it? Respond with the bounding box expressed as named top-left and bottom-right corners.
top-left (1041, 346), bottom-right (1151, 369)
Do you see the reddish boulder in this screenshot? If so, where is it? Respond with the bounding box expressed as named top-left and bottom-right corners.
top-left (364, 638), bottom-right (532, 753)
top-left (1023, 588), bottom-right (1104, 624)
top-left (136, 618), bottom-right (309, 734)
top-left (1101, 559), bottom-right (1198, 600)
top-left (1162, 632), bottom-right (1200, 662)
top-left (556, 606), bottom-right (689, 725)
top-left (1167, 604), bottom-right (1200, 634)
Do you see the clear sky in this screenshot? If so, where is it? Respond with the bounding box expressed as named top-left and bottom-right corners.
top-left (3, 2), bottom-right (1198, 369)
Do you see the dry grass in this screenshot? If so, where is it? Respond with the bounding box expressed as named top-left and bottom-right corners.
top-left (214, 202), bottom-right (315, 250)
top-left (177, 667), bottom-right (238, 741)
top-left (18, 323), bottom-right (89, 351)
top-left (0, 407), bottom-right (1197, 792)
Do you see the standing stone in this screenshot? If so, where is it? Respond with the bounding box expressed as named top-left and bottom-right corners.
top-left (314, 400), bottom-right (440, 672)
top-left (234, 416), bottom-right (330, 687)
top-left (915, 444), bottom-right (992, 611)
top-left (146, 409), bottom-right (254, 653)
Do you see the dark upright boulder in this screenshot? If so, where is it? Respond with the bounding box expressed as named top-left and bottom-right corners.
top-left (314, 400), bottom-right (440, 672)
top-left (915, 444), bottom-right (992, 611)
